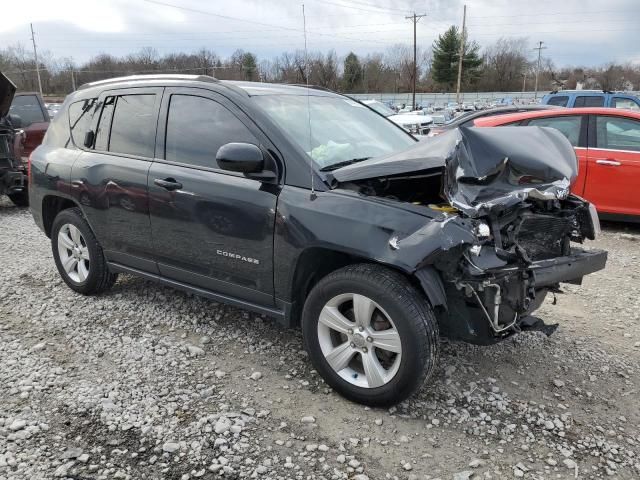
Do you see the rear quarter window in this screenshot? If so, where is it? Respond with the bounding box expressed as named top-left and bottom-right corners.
top-left (109, 94), bottom-right (156, 157)
top-left (68, 98), bottom-right (97, 148)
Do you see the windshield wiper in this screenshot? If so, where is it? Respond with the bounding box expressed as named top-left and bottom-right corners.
top-left (320, 157), bottom-right (371, 172)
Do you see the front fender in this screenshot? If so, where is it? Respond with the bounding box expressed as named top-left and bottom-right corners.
top-left (274, 186), bottom-right (478, 305)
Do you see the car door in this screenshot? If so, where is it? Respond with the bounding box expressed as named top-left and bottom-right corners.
top-left (9, 94), bottom-right (50, 157)
top-left (148, 87), bottom-right (280, 306)
top-left (584, 114), bottom-right (640, 216)
top-left (70, 87), bottom-right (162, 273)
top-left (522, 115), bottom-right (588, 196)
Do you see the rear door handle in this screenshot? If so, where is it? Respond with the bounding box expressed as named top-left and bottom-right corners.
top-left (154, 178), bottom-right (183, 190)
top-left (596, 159), bottom-right (621, 166)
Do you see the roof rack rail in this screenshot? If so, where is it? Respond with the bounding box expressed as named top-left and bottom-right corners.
top-left (78, 74), bottom-right (218, 90)
top-left (289, 83), bottom-right (334, 92)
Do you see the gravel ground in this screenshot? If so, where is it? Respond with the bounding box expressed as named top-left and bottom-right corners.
top-left (1, 197), bottom-right (639, 480)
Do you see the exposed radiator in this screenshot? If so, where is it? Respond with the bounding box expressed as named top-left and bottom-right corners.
top-left (514, 213), bottom-right (572, 260)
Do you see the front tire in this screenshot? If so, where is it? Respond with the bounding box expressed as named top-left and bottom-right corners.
top-left (302, 263), bottom-right (439, 407)
top-left (51, 207), bottom-right (117, 295)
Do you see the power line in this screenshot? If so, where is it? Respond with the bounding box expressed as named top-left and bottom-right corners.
top-left (138, 0), bottom-right (402, 46)
top-left (437, 8), bottom-right (640, 20)
top-left (305, 0), bottom-right (410, 15)
top-left (467, 18), bottom-right (638, 27)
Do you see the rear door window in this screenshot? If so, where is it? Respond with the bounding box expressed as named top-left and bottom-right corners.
top-left (596, 116), bottom-right (640, 152)
top-left (93, 94), bottom-right (157, 157)
top-left (109, 94), bottom-right (157, 158)
top-left (165, 94), bottom-right (258, 169)
top-left (611, 97), bottom-right (640, 111)
top-left (9, 95), bottom-right (45, 126)
top-left (68, 98), bottom-right (97, 148)
top-left (546, 96), bottom-right (569, 107)
top-left (574, 96), bottom-right (604, 107)
top-left (526, 116), bottom-right (582, 146)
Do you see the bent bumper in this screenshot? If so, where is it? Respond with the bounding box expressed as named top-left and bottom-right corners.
top-left (530, 248), bottom-right (607, 287)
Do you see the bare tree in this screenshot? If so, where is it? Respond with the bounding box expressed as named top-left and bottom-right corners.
top-left (481, 38), bottom-right (530, 91)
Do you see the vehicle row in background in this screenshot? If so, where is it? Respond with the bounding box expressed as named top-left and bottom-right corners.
top-left (362, 99), bottom-right (433, 135)
top-left (427, 104), bottom-right (561, 136)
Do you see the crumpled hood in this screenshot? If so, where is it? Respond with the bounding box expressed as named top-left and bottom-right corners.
top-left (0, 71), bottom-right (16, 119)
top-left (445, 126), bottom-right (576, 217)
top-left (329, 126), bottom-right (577, 218)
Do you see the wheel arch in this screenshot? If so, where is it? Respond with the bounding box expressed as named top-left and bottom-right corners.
top-left (41, 195), bottom-right (81, 238)
top-left (287, 246), bottom-right (447, 327)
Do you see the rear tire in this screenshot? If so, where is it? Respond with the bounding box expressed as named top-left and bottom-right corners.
top-left (302, 263), bottom-right (439, 407)
top-left (51, 207), bottom-right (118, 295)
top-left (8, 190), bottom-right (29, 207)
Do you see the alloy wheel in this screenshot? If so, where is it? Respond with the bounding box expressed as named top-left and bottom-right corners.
top-left (317, 293), bottom-right (402, 388)
top-left (57, 224), bottom-right (90, 283)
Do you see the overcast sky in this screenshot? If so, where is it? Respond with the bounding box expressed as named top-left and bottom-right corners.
top-left (1, 0), bottom-right (639, 68)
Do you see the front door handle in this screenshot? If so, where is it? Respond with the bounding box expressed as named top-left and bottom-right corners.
top-left (154, 178), bottom-right (183, 190)
top-left (596, 159), bottom-right (621, 166)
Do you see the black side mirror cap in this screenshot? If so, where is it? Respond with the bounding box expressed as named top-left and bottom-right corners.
top-left (216, 143), bottom-right (265, 174)
top-left (83, 130), bottom-right (95, 148)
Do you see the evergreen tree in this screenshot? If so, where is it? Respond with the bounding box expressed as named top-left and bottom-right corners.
top-left (432, 26), bottom-right (482, 90)
top-left (343, 52), bottom-right (362, 92)
top-left (241, 52), bottom-right (258, 81)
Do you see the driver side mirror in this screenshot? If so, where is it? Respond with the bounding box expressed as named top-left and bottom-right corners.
top-left (216, 143), bottom-right (276, 180)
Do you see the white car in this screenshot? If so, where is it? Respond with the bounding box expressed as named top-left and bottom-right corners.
top-left (362, 100), bottom-right (433, 136)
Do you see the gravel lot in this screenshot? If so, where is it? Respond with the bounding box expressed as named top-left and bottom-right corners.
top-left (1, 197), bottom-right (639, 480)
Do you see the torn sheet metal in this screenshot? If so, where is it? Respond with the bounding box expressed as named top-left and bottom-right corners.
top-left (330, 126), bottom-right (578, 219)
top-left (445, 126), bottom-right (577, 217)
top-left (386, 214), bottom-right (478, 269)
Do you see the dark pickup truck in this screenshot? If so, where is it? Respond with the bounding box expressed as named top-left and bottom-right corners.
top-left (0, 72), bottom-right (28, 206)
top-left (28, 74), bottom-right (607, 406)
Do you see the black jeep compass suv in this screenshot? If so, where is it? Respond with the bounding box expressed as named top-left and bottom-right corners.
top-left (28, 74), bottom-right (607, 406)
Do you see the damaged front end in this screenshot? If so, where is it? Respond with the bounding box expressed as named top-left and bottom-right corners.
top-left (329, 127), bottom-right (607, 344)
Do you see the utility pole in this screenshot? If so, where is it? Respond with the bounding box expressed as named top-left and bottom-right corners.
top-left (533, 41), bottom-right (547, 100)
top-left (70, 69), bottom-right (76, 91)
top-left (522, 73), bottom-right (526, 92)
top-left (455, 5), bottom-right (467, 105)
top-left (405, 12), bottom-right (426, 110)
top-left (30, 23), bottom-right (43, 98)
